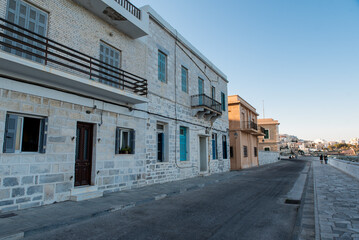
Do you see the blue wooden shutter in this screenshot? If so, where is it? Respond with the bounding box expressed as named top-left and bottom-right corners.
top-left (4, 0), bottom-right (47, 62)
top-left (99, 43), bottom-right (120, 88)
top-left (130, 130), bottom-right (135, 154)
top-left (3, 114), bottom-right (18, 153)
top-left (115, 128), bottom-right (121, 154)
top-left (181, 67), bottom-right (187, 92)
top-left (180, 127), bottom-right (187, 161)
top-left (158, 51), bottom-right (166, 82)
top-left (221, 92), bottom-right (226, 111)
top-left (38, 118), bottom-right (48, 153)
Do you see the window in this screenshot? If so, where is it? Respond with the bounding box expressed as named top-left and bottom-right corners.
top-left (4, 0), bottom-right (48, 63)
top-left (181, 66), bottom-right (188, 92)
top-left (254, 147), bottom-right (257, 157)
top-left (99, 42), bottom-right (121, 88)
top-left (157, 123), bottom-right (167, 162)
top-left (222, 135), bottom-right (228, 159)
top-left (221, 92), bottom-right (226, 111)
top-left (230, 146), bottom-right (233, 158)
top-left (211, 86), bottom-right (215, 100)
top-left (115, 128), bottom-right (135, 154)
top-left (158, 51), bottom-right (167, 82)
top-left (198, 77), bottom-right (204, 94)
top-left (3, 114), bottom-right (47, 153)
top-left (179, 126), bottom-right (188, 161)
top-left (264, 129), bottom-right (269, 139)
top-left (212, 133), bottom-right (218, 159)
top-left (243, 145), bottom-right (248, 157)
top-left (264, 147), bottom-right (270, 152)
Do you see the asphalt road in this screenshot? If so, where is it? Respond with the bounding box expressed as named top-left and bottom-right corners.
top-left (26, 159), bottom-right (307, 240)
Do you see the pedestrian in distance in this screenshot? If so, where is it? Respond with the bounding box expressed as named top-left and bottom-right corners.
top-left (320, 154), bottom-right (323, 164)
top-left (324, 155), bottom-right (328, 164)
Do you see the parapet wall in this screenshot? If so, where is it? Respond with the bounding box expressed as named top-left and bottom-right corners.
top-left (258, 151), bottom-right (280, 166)
top-left (328, 158), bottom-right (359, 180)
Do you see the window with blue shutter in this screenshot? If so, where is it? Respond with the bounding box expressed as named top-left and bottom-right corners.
top-left (158, 51), bottom-right (167, 82)
top-left (222, 135), bottom-right (227, 159)
top-left (221, 92), bottom-right (226, 111)
top-left (198, 78), bottom-right (204, 105)
top-left (3, 113), bottom-right (47, 153)
top-left (99, 42), bottom-right (121, 88)
top-left (181, 66), bottom-right (188, 92)
top-left (180, 126), bottom-right (187, 161)
top-left (212, 133), bottom-right (218, 159)
top-left (264, 129), bottom-right (269, 139)
top-left (115, 127), bottom-right (135, 154)
top-left (4, 0), bottom-right (48, 63)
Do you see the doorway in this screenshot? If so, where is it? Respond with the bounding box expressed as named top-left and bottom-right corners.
top-left (199, 136), bottom-right (207, 172)
top-left (75, 122), bottom-right (93, 186)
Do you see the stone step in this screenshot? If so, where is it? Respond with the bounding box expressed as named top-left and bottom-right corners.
top-left (70, 191), bottom-right (103, 202)
top-left (71, 186), bottom-right (98, 195)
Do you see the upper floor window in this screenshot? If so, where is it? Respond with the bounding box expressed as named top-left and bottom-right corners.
top-left (264, 129), bottom-right (269, 139)
top-left (3, 113), bottom-right (48, 153)
top-left (4, 0), bottom-right (48, 63)
top-left (181, 66), bottom-right (188, 93)
top-left (99, 42), bottom-right (121, 88)
top-left (211, 86), bottom-right (216, 100)
top-left (221, 92), bottom-right (226, 111)
top-left (158, 51), bottom-right (167, 83)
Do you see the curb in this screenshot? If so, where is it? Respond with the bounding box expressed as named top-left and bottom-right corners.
top-left (1, 172), bottom-right (243, 239)
top-left (313, 162), bottom-right (321, 240)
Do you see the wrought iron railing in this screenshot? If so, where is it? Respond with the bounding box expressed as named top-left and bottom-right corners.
top-left (191, 94), bottom-right (222, 113)
top-left (241, 121), bottom-right (258, 131)
top-left (0, 18), bottom-right (147, 96)
top-left (114, 0), bottom-right (141, 19)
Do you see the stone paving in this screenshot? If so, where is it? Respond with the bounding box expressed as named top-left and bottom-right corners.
top-left (313, 160), bottom-right (359, 240)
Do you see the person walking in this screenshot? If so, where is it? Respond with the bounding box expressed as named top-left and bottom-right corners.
top-left (320, 154), bottom-right (323, 164)
top-left (324, 155), bottom-right (328, 164)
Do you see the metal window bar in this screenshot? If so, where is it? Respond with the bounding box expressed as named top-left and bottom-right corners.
top-left (0, 17), bottom-right (147, 96)
top-left (191, 94), bottom-right (222, 114)
top-left (114, 0), bottom-right (141, 20)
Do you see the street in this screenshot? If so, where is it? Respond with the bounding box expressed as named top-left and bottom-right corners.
top-left (26, 159), bottom-right (307, 240)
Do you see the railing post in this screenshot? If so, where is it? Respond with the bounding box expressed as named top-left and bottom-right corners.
top-left (44, 39), bottom-right (49, 65)
top-left (89, 58), bottom-right (92, 80)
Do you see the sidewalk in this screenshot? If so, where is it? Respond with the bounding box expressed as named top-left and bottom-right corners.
top-left (313, 160), bottom-right (359, 240)
top-left (0, 169), bottom-right (253, 240)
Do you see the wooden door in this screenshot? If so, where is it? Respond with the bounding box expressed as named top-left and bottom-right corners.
top-left (75, 122), bottom-right (93, 186)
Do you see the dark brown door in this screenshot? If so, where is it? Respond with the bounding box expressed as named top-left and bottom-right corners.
top-left (75, 122), bottom-right (93, 186)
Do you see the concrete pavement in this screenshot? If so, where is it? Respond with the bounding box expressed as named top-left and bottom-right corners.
top-left (313, 158), bottom-right (359, 240)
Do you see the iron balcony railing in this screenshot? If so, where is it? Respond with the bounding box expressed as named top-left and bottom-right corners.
top-left (114, 0), bottom-right (141, 20)
top-left (241, 121), bottom-right (258, 131)
top-left (0, 17), bottom-right (147, 96)
top-left (191, 94), bottom-right (222, 114)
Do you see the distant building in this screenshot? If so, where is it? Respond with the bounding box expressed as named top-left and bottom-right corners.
top-left (258, 118), bottom-right (280, 152)
top-left (228, 95), bottom-right (265, 170)
top-left (349, 138), bottom-right (359, 145)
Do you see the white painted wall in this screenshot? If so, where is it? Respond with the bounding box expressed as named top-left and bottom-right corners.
top-left (258, 151), bottom-right (280, 166)
top-left (328, 158), bottom-right (359, 180)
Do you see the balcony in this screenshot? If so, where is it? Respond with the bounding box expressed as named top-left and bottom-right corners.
top-left (191, 94), bottom-right (222, 122)
top-left (0, 18), bottom-right (147, 105)
top-left (72, 0), bottom-right (148, 39)
top-left (241, 121), bottom-right (263, 136)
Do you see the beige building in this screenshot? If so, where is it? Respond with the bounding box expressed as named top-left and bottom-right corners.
top-left (228, 95), bottom-right (265, 170)
top-left (258, 118), bottom-right (280, 152)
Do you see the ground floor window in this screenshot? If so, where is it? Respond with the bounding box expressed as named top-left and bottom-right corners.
top-left (212, 133), bottom-right (218, 159)
top-left (264, 147), bottom-right (270, 151)
top-left (222, 135), bottom-right (227, 159)
top-left (254, 147), bottom-right (258, 157)
top-left (243, 145), bottom-right (248, 157)
top-left (115, 128), bottom-right (135, 154)
top-left (230, 146), bottom-right (233, 158)
top-left (157, 123), bottom-right (168, 162)
top-left (3, 113), bottom-right (47, 153)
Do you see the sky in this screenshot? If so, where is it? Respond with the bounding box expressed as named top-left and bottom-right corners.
top-left (133, 0), bottom-right (359, 142)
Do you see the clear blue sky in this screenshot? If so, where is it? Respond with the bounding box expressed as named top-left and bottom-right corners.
top-left (134, 0), bottom-right (359, 142)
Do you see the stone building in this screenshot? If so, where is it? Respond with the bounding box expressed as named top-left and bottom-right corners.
top-left (228, 95), bottom-right (265, 170)
top-left (0, 0), bottom-right (229, 212)
top-left (258, 118), bottom-right (280, 152)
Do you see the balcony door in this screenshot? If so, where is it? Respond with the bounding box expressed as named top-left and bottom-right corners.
top-left (99, 42), bottom-right (121, 89)
top-left (4, 0), bottom-right (47, 63)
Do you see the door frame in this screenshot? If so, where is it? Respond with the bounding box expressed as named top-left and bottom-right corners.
top-left (199, 135), bottom-right (208, 173)
top-left (75, 122), bottom-right (94, 187)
